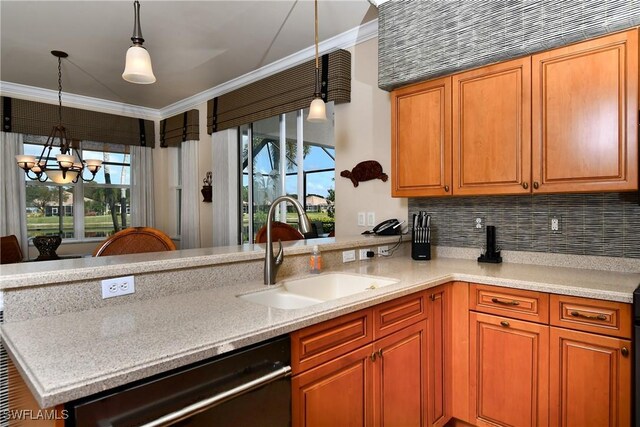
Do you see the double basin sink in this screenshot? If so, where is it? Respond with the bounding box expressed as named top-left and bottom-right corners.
top-left (238, 272), bottom-right (400, 310)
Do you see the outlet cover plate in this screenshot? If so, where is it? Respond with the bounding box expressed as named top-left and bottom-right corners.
top-left (342, 250), bottom-right (356, 263)
top-left (101, 276), bottom-right (135, 299)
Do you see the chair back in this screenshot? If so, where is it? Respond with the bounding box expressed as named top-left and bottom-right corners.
top-left (254, 221), bottom-right (304, 244)
top-left (93, 227), bottom-right (176, 257)
top-left (1, 235), bottom-right (23, 264)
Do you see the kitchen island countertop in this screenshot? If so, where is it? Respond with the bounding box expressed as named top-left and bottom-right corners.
top-left (2, 252), bottom-right (639, 408)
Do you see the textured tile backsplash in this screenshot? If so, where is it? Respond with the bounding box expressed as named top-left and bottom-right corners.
top-left (378, 0), bottom-right (640, 91)
top-left (409, 193), bottom-right (640, 258)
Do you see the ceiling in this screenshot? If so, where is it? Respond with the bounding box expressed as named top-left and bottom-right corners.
top-left (0, 1), bottom-right (377, 110)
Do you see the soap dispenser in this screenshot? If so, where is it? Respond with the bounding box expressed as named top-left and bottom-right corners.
top-left (310, 245), bottom-right (322, 273)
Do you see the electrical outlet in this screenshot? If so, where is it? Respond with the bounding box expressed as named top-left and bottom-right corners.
top-left (550, 216), bottom-right (562, 233)
top-left (378, 246), bottom-right (389, 256)
top-left (475, 217), bottom-right (483, 230)
top-left (359, 248), bottom-right (372, 260)
top-left (101, 276), bottom-right (135, 299)
top-left (357, 212), bottom-right (366, 226)
top-left (367, 212), bottom-right (376, 227)
top-left (342, 250), bottom-right (356, 263)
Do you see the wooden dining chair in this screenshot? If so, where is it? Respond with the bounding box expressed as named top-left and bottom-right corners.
top-left (254, 221), bottom-right (305, 244)
top-left (1, 235), bottom-right (23, 264)
top-left (93, 227), bottom-right (176, 257)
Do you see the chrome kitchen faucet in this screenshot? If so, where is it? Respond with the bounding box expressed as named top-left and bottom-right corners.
top-left (264, 195), bottom-right (312, 285)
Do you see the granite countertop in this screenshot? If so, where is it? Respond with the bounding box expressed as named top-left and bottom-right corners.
top-left (2, 254), bottom-right (640, 408)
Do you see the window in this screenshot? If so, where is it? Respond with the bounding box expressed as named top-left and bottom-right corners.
top-left (239, 103), bottom-right (335, 243)
top-left (24, 137), bottom-right (131, 241)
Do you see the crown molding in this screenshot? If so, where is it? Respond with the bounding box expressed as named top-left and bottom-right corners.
top-left (0, 81), bottom-right (161, 120)
top-left (1, 19), bottom-right (378, 121)
top-left (159, 18), bottom-right (378, 118)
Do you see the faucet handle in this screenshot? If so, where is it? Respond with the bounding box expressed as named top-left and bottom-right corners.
top-left (275, 240), bottom-right (284, 265)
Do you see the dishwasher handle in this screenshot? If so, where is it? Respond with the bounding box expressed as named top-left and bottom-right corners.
top-left (138, 365), bottom-right (292, 427)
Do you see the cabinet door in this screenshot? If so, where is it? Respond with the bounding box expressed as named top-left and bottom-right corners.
top-left (391, 77), bottom-right (452, 197)
top-left (550, 328), bottom-right (632, 427)
top-left (373, 321), bottom-right (428, 427)
top-left (292, 344), bottom-right (374, 427)
top-left (453, 57), bottom-right (532, 195)
top-left (532, 29), bottom-right (639, 193)
top-left (470, 312), bottom-right (549, 427)
top-left (428, 286), bottom-right (450, 427)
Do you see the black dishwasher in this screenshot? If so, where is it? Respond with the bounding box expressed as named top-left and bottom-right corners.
top-left (66, 335), bottom-right (291, 427)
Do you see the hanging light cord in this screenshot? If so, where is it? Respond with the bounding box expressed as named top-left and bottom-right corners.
top-left (57, 56), bottom-right (62, 125)
top-left (314, 0), bottom-right (319, 70)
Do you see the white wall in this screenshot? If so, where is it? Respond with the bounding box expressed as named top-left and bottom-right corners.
top-left (334, 38), bottom-right (407, 236)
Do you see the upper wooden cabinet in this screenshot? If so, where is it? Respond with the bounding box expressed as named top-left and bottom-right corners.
top-left (391, 28), bottom-right (639, 197)
top-left (453, 57), bottom-right (532, 195)
top-left (531, 29), bottom-right (638, 193)
top-left (391, 77), bottom-right (452, 197)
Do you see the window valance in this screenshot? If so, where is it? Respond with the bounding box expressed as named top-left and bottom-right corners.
top-left (159, 109), bottom-right (199, 147)
top-left (207, 49), bottom-right (351, 134)
top-left (1, 97), bottom-right (155, 148)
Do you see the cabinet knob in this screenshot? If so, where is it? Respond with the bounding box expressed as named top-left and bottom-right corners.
top-left (500, 321), bottom-right (510, 327)
top-left (522, 182), bottom-right (529, 189)
top-left (621, 347), bottom-right (629, 357)
top-left (533, 181), bottom-right (539, 189)
top-left (377, 349), bottom-right (383, 359)
top-left (444, 185), bottom-right (450, 192)
top-left (370, 352), bottom-right (377, 362)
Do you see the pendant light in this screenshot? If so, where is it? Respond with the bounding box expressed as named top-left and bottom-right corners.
top-left (307, 0), bottom-right (326, 122)
top-left (122, 0), bottom-right (156, 84)
top-left (15, 51), bottom-right (102, 184)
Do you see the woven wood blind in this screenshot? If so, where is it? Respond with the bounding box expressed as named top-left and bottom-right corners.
top-left (159, 109), bottom-right (199, 147)
top-left (1, 97), bottom-right (155, 148)
top-left (207, 49), bottom-right (351, 133)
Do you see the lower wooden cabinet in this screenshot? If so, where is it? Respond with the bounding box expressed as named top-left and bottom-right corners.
top-left (469, 312), bottom-right (549, 427)
top-left (549, 327), bottom-right (632, 427)
top-left (292, 344), bottom-right (374, 427)
top-left (292, 321), bottom-right (428, 427)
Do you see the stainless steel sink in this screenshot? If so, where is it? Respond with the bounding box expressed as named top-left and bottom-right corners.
top-left (238, 272), bottom-right (399, 310)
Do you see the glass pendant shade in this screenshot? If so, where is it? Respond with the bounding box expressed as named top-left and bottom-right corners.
top-left (85, 159), bottom-right (103, 173)
top-left (47, 169), bottom-right (79, 185)
top-left (122, 45), bottom-right (156, 84)
top-left (56, 154), bottom-right (75, 169)
top-left (15, 155), bottom-right (36, 170)
top-left (307, 97), bottom-right (327, 122)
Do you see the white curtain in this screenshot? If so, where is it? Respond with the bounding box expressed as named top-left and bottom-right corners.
top-left (130, 145), bottom-right (155, 227)
top-left (0, 132), bottom-right (28, 256)
top-left (180, 140), bottom-right (201, 249)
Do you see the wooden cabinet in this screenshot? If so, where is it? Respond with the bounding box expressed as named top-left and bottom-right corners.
top-left (391, 77), bottom-right (452, 197)
top-left (469, 312), bottom-right (549, 427)
top-left (532, 29), bottom-right (638, 193)
top-left (373, 321), bottom-right (428, 427)
top-left (391, 28), bottom-right (639, 198)
top-left (453, 57), bottom-right (531, 195)
top-left (292, 286), bottom-right (451, 427)
top-left (427, 286), bottom-right (450, 427)
top-left (292, 344), bottom-right (374, 427)
top-left (549, 328), bottom-right (632, 427)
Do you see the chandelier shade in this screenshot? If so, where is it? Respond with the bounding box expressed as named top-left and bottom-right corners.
top-left (15, 51), bottom-right (102, 184)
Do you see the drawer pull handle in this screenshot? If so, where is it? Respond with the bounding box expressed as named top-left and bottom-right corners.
top-left (621, 347), bottom-right (629, 357)
top-left (500, 321), bottom-right (510, 327)
top-left (570, 311), bottom-right (607, 321)
top-left (491, 298), bottom-right (520, 306)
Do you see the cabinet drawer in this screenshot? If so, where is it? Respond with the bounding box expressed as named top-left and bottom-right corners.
top-left (373, 292), bottom-right (427, 339)
top-left (470, 283), bottom-right (549, 323)
top-left (550, 294), bottom-right (632, 339)
top-left (291, 309), bottom-right (372, 374)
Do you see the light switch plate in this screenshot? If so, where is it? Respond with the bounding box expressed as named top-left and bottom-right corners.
top-left (342, 250), bottom-right (356, 263)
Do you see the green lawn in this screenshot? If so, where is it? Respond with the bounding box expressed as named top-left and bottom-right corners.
top-left (27, 214), bottom-right (130, 237)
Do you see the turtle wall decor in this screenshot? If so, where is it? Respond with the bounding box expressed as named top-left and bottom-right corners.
top-left (340, 160), bottom-right (388, 187)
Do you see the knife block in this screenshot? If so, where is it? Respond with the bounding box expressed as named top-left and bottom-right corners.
top-left (411, 227), bottom-right (431, 261)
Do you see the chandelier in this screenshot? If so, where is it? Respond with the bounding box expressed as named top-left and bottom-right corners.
top-left (15, 51), bottom-right (102, 184)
